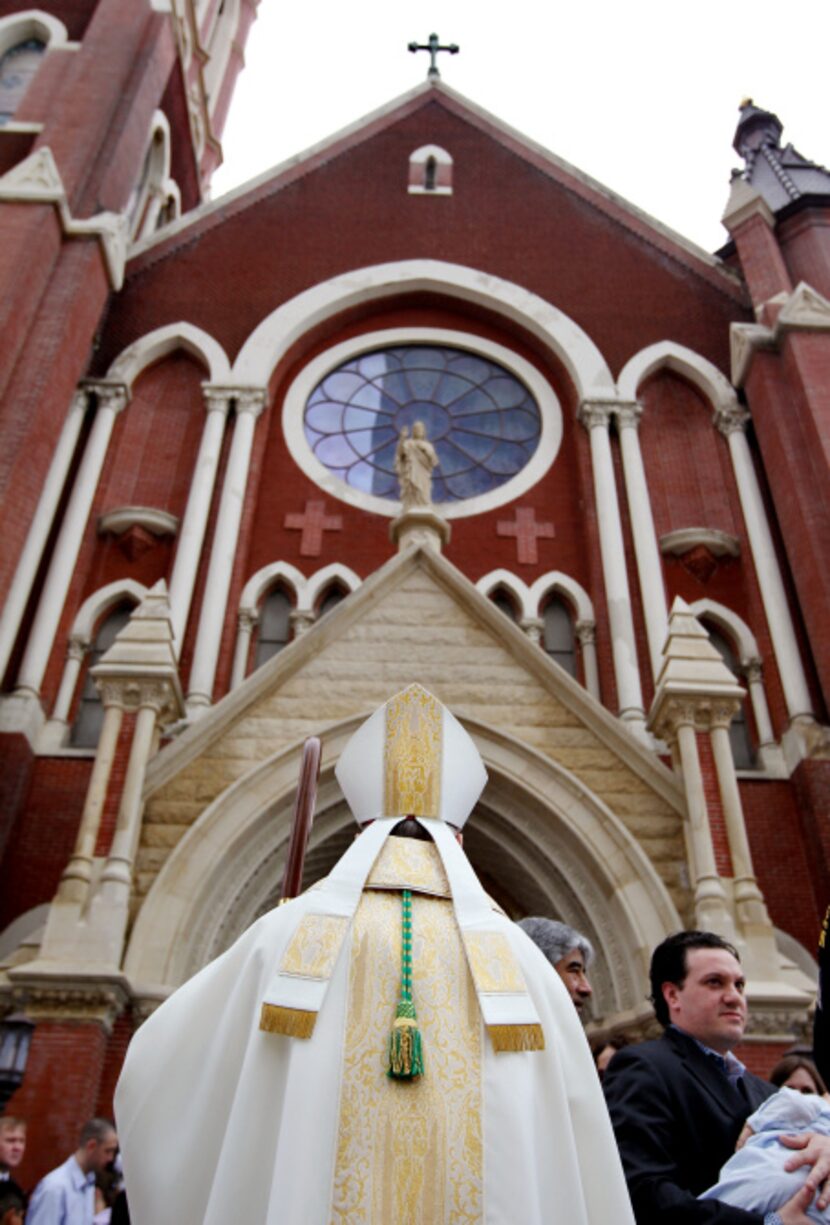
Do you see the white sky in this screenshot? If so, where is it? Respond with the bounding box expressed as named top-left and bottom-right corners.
top-left (212, 0), bottom-right (828, 254)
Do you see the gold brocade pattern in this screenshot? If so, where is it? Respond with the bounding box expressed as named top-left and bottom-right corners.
top-left (332, 890), bottom-right (483, 1224)
top-left (279, 914), bottom-right (350, 979)
top-left (384, 686), bottom-right (442, 817)
top-left (463, 931), bottom-right (527, 994)
top-left (364, 837), bottom-right (451, 898)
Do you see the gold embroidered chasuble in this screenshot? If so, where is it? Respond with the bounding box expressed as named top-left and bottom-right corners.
top-left (116, 832), bottom-right (637, 1225)
top-left (333, 838), bottom-right (482, 1223)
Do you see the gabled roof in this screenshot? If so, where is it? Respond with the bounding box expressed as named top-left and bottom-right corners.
top-left (129, 79), bottom-right (742, 299)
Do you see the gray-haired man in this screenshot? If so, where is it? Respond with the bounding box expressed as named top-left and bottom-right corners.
top-left (518, 917), bottom-right (594, 1016)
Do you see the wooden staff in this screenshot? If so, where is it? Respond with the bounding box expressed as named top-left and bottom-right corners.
top-left (279, 736), bottom-right (321, 901)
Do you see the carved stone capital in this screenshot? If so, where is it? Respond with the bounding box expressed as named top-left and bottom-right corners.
top-left (714, 401), bottom-right (750, 438)
top-left (238, 608), bottom-right (259, 632)
top-left (577, 400), bottom-right (614, 431)
top-left (82, 380), bottom-right (129, 415)
top-left (709, 698), bottom-right (743, 730)
top-left (575, 619), bottom-right (597, 646)
top-left (613, 401), bottom-right (643, 431)
top-left (94, 675), bottom-right (178, 720)
top-left (201, 386), bottom-right (234, 416)
top-left (653, 697), bottom-right (702, 742)
top-left (67, 635), bottom-right (87, 662)
top-left (289, 610), bottom-right (316, 636)
top-left (70, 387), bottom-right (91, 415)
top-left (6, 968), bottom-right (131, 1033)
top-left (742, 656), bottom-right (763, 684)
top-left (234, 388), bottom-right (268, 418)
top-left (520, 617), bottom-right (544, 645)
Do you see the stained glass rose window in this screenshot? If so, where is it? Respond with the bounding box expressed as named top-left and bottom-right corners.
top-left (303, 345), bottom-right (542, 503)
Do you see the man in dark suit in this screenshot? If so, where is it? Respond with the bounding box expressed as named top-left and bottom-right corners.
top-left (603, 931), bottom-right (827, 1224)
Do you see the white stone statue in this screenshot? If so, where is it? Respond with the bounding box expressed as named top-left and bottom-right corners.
top-left (394, 420), bottom-right (438, 509)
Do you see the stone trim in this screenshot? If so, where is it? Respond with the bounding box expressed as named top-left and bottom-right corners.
top-left (234, 259), bottom-right (615, 400)
top-left (660, 528), bottom-right (740, 558)
top-left (98, 507), bottom-right (179, 538)
top-left (105, 322), bottom-right (231, 389)
top-left (0, 147), bottom-right (128, 289)
top-left (144, 545), bottom-right (684, 810)
top-left (730, 281), bottom-right (830, 385)
top-left (617, 340), bottom-right (738, 414)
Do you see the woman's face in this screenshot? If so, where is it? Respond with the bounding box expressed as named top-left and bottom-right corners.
top-left (783, 1066), bottom-right (820, 1095)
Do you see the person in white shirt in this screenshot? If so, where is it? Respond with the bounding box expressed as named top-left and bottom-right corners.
top-left (26, 1120), bottom-right (117, 1225)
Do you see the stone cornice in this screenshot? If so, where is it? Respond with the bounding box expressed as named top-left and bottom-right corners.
top-left (98, 506), bottom-right (179, 538)
top-left (731, 281), bottom-right (830, 385)
top-left (5, 965), bottom-right (131, 1032)
top-left (659, 528), bottom-right (741, 558)
top-left (0, 147), bottom-right (128, 289)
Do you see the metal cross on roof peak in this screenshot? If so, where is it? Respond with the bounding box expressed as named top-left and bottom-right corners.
top-left (408, 32), bottom-right (459, 80)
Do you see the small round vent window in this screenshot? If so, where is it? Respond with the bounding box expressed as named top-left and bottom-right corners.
top-left (303, 345), bottom-right (542, 503)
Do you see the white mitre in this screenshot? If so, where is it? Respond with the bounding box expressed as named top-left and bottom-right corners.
top-left (335, 683), bottom-right (487, 827)
top-left (260, 684), bottom-right (544, 1052)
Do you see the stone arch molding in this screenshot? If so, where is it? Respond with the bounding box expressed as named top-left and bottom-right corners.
top-left (106, 322), bottom-right (231, 390)
top-left (231, 259), bottom-right (616, 401)
top-left (617, 340), bottom-right (739, 415)
top-left (125, 716), bottom-right (680, 1021)
top-left (0, 11), bottom-right (70, 58)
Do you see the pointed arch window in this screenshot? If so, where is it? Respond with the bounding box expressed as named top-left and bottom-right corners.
top-left (703, 620), bottom-right (756, 769)
top-left (543, 596), bottom-right (577, 677)
top-left (490, 586), bottom-right (519, 623)
top-left (317, 583), bottom-right (347, 618)
top-left (70, 604), bottom-right (132, 748)
top-left (0, 38), bottom-right (44, 124)
top-left (254, 585), bottom-right (292, 669)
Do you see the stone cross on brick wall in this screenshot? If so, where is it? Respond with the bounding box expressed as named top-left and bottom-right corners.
top-left (497, 506), bottom-right (555, 565)
top-left (284, 499), bottom-right (343, 557)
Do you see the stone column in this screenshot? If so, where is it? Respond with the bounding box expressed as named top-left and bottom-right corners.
top-left (575, 620), bottom-right (601, 702)
top-left (167, 386), bottom-right (232, 655)
top-left (578, 401), bottom-right (646, 734)
top-left (13, 383), bottom-right (128, 702)
top-left (53, 697), bottom-right (125, 905)
top-left (230, 608), bottom-right (258, 689)
top-left (709, 703), bottom-right (771, 930)
top-left (614, 401), bottom-right (668, 683)
top-left (649, 598), bottom-right (747, 938)
top-left (0, 388), bottom-right (88, 683)
top-left (187, 389), bottom-right (267, 711)
top-left (98, 695), bottom-right (164, 898)
top-left (716, 405), bottom-right (814, 724)
top-left (49, 636), bottom-right (87, 727)
top-left (671, 708), bottom-right (735, 937)
top-left (743, 657), bottom-right (776, 751)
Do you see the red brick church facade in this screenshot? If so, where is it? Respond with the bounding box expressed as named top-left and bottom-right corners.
top-left (0, 0), bottom-right (829, 1185)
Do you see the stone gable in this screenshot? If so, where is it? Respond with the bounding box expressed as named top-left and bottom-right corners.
top-left (138, 553), bottom-right (686, 910)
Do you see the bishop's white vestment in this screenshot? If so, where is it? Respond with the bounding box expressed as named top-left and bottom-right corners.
top-left (116, 835), bottom-right (635, 1224)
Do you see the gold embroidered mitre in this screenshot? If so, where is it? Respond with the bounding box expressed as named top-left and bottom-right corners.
top-left (335, 683), bottom-right (486, 828)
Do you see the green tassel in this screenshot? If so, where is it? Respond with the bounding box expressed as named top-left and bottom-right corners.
top-left (387, 890), bottom-right (424, 1080)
